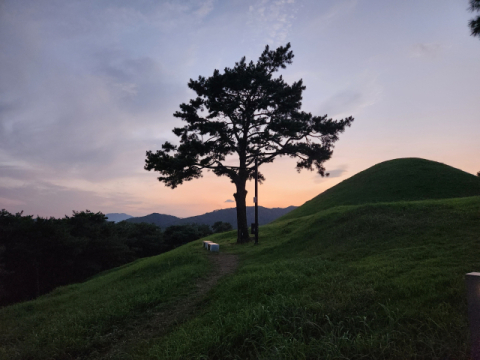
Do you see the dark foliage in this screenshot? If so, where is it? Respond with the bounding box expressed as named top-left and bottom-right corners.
top-left (470, 0), bottom-right (480, 37)
top-left (212, 221), bottom-right (233, 233)
top-left (163, 223), bottom-right (212, 249)
top-left (117, 221), bottom-right (166, 258)
top-left (0, 210), bottom-right (131, 305)
top-left (145, 43), bottom-right (353, 243)
top-left (0, 210), bottom-right (222, 306)
top-left (0, 210), bottom-right (216, 306)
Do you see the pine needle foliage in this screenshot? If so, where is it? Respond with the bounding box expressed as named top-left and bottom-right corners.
top-left (145, 43), bottom-right (353, 242)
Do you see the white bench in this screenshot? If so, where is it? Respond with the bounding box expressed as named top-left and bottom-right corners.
top-left (209, 243), bottom-right (219, 252)
top-left (202, 240), bottom-right (219, 252)
top-left (203, 240), bottom-right (213, 249)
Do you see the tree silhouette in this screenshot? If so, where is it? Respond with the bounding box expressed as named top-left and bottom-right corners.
top-left (469, 0), bottom-right (480, 38)
top-left (145, 43), bottom-right (354, 243)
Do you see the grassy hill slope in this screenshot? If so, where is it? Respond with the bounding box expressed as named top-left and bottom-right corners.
top-left (282, 157), bottom-right (480, 220)
top-left (1, 158), bottom-right (480, 359)
top-left (150, 197), bottom-right (480, 360)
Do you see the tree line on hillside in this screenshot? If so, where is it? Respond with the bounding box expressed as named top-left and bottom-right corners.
top-left (0, 209), bottom-right (231, 306)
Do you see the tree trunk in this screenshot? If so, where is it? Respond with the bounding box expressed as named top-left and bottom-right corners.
top-left (234, 179), bottom-right (250, 244)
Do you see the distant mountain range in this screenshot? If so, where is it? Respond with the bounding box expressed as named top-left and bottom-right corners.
top-left (105, 213), bottom-right (133, 222)
top-left (125, 213), bottom-right (180, 228)
top-left (106, 206), bottom-right (297, 229)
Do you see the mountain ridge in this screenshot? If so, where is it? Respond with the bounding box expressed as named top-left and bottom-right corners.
top-left (122, 206), bottom-right (297, 229)
top-left (105, 213), bottom-right (133, 222)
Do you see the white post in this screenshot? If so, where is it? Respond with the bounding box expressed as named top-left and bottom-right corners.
top-left (466, 272), bottom-right (480, 360)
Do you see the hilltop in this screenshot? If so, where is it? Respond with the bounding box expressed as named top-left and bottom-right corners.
top-left (125, 212), bottom-right (180, 228)
top-left (1, 158), bottom-right (479, 359)
top-left (283, 157), bottom-right (480, 220)
top-left (105, 213), bottom-right (133, 222)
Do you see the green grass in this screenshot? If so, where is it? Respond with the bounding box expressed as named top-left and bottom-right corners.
top-left (0, 242), bottom-right (212, 359)
top-left (1, 158), bottom-right (480, 359)
top-left (143, 196), bottom-right (480, 359)
top-left (282, 158), bottom-right (480, 220)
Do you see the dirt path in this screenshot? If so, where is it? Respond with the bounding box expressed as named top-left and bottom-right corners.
top-left (197, 252), bottom-right (239, 294)
top-left (144, 252), bottom-right (239, 335)
top-left (93, 252), bottom-right (239, 359)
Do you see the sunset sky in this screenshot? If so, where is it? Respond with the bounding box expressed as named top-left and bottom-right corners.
top-left (1, 0), bottom-right (479, 218)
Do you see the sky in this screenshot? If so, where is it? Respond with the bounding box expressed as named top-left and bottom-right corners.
top-left (0, 0), bottom-right (479, 219)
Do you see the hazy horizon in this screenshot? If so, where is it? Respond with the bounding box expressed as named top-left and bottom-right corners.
top-left (119, 204), bottom-right (295, 217)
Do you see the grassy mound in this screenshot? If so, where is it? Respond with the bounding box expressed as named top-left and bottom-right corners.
top-left (1, 158), bottom-right (480, 359)
top-left (282, 158), bottom-right (480, 220)
top-left (150, 196), bottom-right (480, 360)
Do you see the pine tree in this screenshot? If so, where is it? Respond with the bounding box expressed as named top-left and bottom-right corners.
top-left (145, 43), bottom-right (354, 243)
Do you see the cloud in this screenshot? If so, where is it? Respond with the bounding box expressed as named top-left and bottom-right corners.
top-left (196, 0), bottom-right (215, 18)
top-left (322, 0), bottom-right (357, 21)
top-left (0, 0), bottom-right (235, 218)
top-left (318, 71), bottom-right (383, 117)
top-left (0, 165), bottom-right (38, 182)
top-left (0, 174), bottom-right (146, 218)
top-left (313, 165), bottom-right (347, 183)
top-left (306, 0), bottom-right (357, 31)
top-left (0, 2), bottom-right (186, 185)
top-left (410, 43), bottom-right (444, 58)
top-left (224, 199), bottom-right (234, 203)
top-left (320, 91), bottom-right (363, 116)
top-left (0, 181), bottom-right (107, 218)
top-left (247, 0), bottom-right (297, 45)
top-left (92, 50), bottom-right (180, 114)
top-left (327, 166), bottom-right (348, 178)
